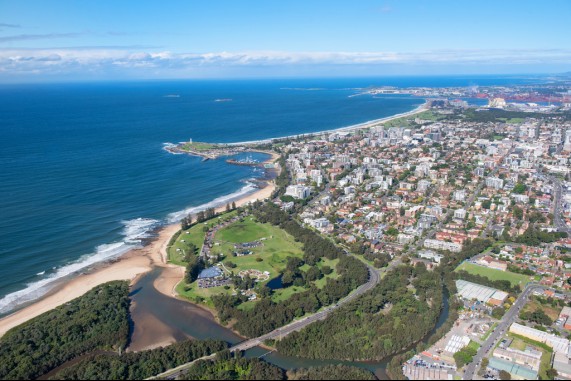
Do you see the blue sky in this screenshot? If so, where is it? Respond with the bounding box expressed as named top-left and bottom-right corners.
top-left (0, 0), bottom-right (570, 81)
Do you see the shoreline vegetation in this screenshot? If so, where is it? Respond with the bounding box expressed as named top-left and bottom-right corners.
top-left (0, 102), bottom-right (424, 339)
top-left (0, 152), bottom-right (279, 339)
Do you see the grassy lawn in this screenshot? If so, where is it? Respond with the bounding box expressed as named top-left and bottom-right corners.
top-left (482, 323), bottom-right (498, 341)
top-left (313, 258), bottom-right (340, 289)
top-left (181, 141), bottom-right (217, 151)
top-left (168, 210), bottom-right (239, 266)
top-left (217, 217), bottom-right (273, 243)
top-left (354, 254), bottom-right (376, 268)
top-left (467, 340), bottom-right (480, 352)
top-left (522, 296), bottom-right (563, 321)
top-left (175, 216), bottom-right (349, 309)
top-left (176, 279), bottom-right (233, 309)
top-left (210, 217), bottom-right (303, 280)
top-left (455, 262), bottom-right (531, 288)
top-left (415, 110), bottom-right (443, 121)
top-left (237, 301), bottom-right (257, 311)
top-left (498, 117), bottom-right (525, 124)
top-left (271, 258), bottom-right (340, 302)
top-left (176, 216), bottom-right (306, 307)
top-left (272, 286), bottom-right (306, 302)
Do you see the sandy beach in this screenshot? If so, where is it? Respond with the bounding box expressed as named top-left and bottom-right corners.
top-left (0, 153), bottom-right (278, 338)
top-left (225, 101), bottom-right (429, 146)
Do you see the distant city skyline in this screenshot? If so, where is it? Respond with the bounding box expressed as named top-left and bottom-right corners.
top-left (0, 0), bottom-right (570, 82)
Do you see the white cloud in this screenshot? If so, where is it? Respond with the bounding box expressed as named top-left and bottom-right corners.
top-left (1, 48), bottom-right (570, 78)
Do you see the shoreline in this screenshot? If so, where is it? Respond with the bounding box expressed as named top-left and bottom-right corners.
top-left (0, 152), bottom-right (279, 338)
top-left (224, 101), bottom-right (428, 146)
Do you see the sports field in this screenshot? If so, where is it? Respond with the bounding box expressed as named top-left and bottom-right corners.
top-left (455, 262), bottom-right (530, 287)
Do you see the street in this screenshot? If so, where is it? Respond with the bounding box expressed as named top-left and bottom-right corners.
top-left (463, 283), bottom-right (543, 380)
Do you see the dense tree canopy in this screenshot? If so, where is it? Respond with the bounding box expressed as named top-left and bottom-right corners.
top-left (183, 352), bottom-right (285, 380)
top-left (276, 263), bottom-right (444, 361)
top-left (53, 339), bottom-right (226, 380)
top-left (212, 202), bottom-right (369, 338)
top-left (0, 281), bottom-right (131, 380)
top-left (287, 365), bottom-right (376, 380)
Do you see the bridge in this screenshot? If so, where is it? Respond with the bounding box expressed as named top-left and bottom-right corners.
top-left (150, 262), bottom-right (380, 380)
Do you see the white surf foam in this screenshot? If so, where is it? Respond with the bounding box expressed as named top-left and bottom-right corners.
top-left (122, 218), bottom-right (160, 244)
top-left (0, 218), bottom-right (159, 315)
top-left (0, 182), bottom-right (259, 315)
top-left (162, 142), bottom-right (183, 155)
top-left (166, 182), bottom-right (257, 224)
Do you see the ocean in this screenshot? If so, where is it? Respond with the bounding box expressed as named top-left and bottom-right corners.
top-left (0, 75), bottom-right (540, 314)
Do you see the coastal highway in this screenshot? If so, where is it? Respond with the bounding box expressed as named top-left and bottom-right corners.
top-left (462, 283), bottom-right (543, 380)
top-left (151, 263), bottom-right (381, 380)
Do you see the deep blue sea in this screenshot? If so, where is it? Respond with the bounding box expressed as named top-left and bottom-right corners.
top-left (0, 76), bottom-right (541, 314)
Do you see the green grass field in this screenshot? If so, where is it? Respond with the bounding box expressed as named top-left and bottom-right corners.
top-left (176, 216), bottom-right (306, 306)
top-left (209, 217), bottom-right (304, 279)
top-left (181, 141), bottom-right (217, 152)
top-left (217, 217), bottom-right (274, 243)
top-left (455, 262), bottom-right (531, 287)
top-left (176, 280), bottom-right (233, 308)
top-left (168, 210), bottom-right (239, 266)
top-left (467, 340), bottom-right (480, 352)
top-left (498, 117), bottom-right (525, 124)
top-left (175, 217), bottom-right (347, 309)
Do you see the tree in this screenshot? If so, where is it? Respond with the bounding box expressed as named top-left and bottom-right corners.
top-left (513, 206), bottom-right (523, 220)
top-left (478, 357), bottom-right (489, 376)
top-left (513, 183), bottom-right (526, 194)
top-left (196, 211), bottom-right (206, 223)
top-left (186, 257), bottom-right (205, 283)
top-left (226, 203), bottom-right (231, 212)
top-left (492, 307), bottom-right (505, 319)
top-left (322, 266), bottom-right (333, 275)
top-left (181, 215), bottom-right (193, 230)
top-left (232, 201), bottom-right (236, 210)
top-left (546, 368), bottom-right (558, 379)
top-left (499, 370), bottom-right (511, 380)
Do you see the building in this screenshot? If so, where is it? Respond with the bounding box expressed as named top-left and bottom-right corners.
top-left (560, 306), bottom-right (571, 330)
top-left (509, 323), bottom-right (570, 354)
top-left (454, 208), bottom-right (467, 220)
top-left (417, 179), bottom-right (431, 192)
top-left (398, 233), bottom-right (415, 245)
top-left (285, 185), bottom-right (311, 199)
top-left (477, 256), bottom-right (508, 271)
top-left (424, 239), bottom-right (462, 253)
top-left (488, 357), bottom-right (538, 380)
top-left (486, 177), bottom-right (505, 190)
top-left (488, 97), bottom-right (507, 108)
top-left (493, 347), bottom-right (541, 371)
top-left (418, 250), bottom-right (444, 263)
top-left (456, 279), bottom-right (509, 305)
top-left (453, 190), bottom-right (466, 202)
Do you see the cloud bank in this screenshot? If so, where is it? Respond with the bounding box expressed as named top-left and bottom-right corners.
top-left (0, 48), bottom-right (570, 79)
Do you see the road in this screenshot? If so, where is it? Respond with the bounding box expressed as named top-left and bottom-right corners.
top-left (152, 262), bottom-right (381, 380)
top-left (463, 283), bottom-right (543, 380)
top-left (549, 175), bottom-right (570, 234)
